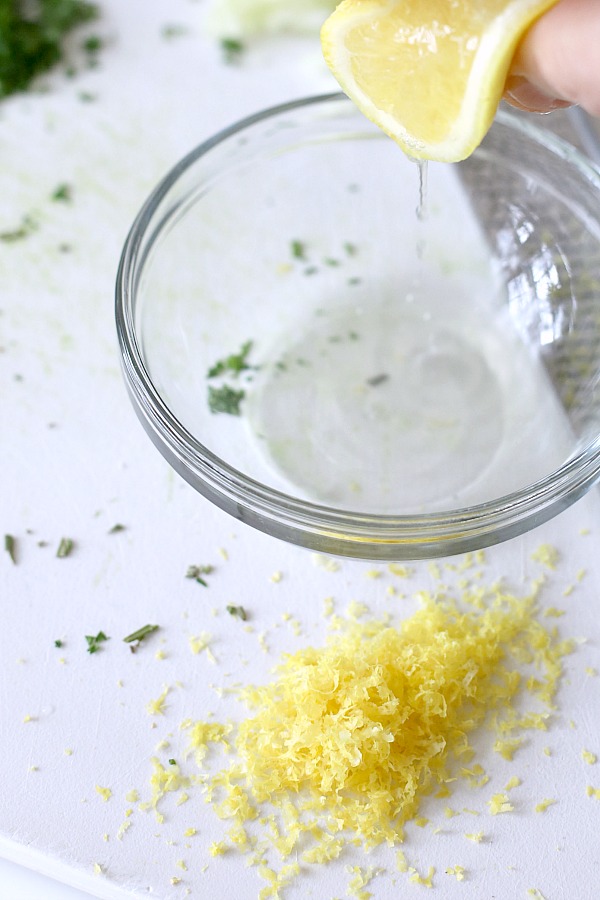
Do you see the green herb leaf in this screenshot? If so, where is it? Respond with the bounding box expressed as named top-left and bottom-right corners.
top-left (186, 564), bottom-right (213, 586)
top-left (208, 384), bottom-right (245, 416)
top-left (56, 537), bottom-right (74, 558)
top-left (0, 214), bottom-right (38, 243)
top-left (54, 639), bottom-right (63, 648)
top-left (51, 183), bottom-right (73, 202)
top-left (0, 0), bottom-right (99, 100)
top-left (108, 523), bottom-right (125, 534)
top-left (85, 630), bottom-right (109, 654)
top-left (220, 37), bottom-right (244, 64)
top-left (123, 624), bottom-right (159, 644)
top-left (207, 340), bottom-right (253, 379)
top-left (291, 239), bottom-right (306, 260)
top-left (168, 758), bottom-right (177, 765)
top-left (226, 605), bottom-right (247, 621)
top-left (4, 534), bottom-right (16, 564)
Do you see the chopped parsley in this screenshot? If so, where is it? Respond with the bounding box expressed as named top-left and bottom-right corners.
top-left (208, 384), bottom-right (245, 416)
top-left (108, 523), bottom-right (125, 534)
top-left (123, 624), bottom-right (159, 645)
top-left (54, 639), bottom-right (63, 648)
top-left (85, 630), bottom-right (109, 654)
top-left (4, 534), bottom-right (16, 564)
top-left (51, 183), bottom-right (73, 202)
top-left (161, 23), bottom-right (189, 40)
top-left (56, 537), bottom-right (74, 558)
top-left (220, 37), bottom-right (244, 64)
top-left (0, 214), bottom-right (38, 243)
top-left (207, 340), bottom-right (253, 379)
top-left (226, 605), bottom-right (247, 621)
top-left (168, 758), bottom-right (177, 766)
top-left (0, 0), bottom-right (99, 99)
top-left (186, 564), bottom-right (214, 586)
top-left (291, 239), bottom-right (307, 260)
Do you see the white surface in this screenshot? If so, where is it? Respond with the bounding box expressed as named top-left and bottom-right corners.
top-left (2, 2), bottom-right (600, 899)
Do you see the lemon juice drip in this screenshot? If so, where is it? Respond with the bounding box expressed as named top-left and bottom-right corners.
top-left (416, 159), bottom-right (428, 221)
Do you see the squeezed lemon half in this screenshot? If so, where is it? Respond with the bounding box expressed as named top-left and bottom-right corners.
top-left (321, 0), bottom-right (559, 162)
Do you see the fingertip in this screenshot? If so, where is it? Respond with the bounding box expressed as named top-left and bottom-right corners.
top-left (503, 76), bottom-right (573, 114)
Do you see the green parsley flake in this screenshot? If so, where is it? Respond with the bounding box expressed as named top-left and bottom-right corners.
top-left (4, 534), bottom-right (16, 564)
top-left (85, 631), bottom-right (109, 654)
top-left (291, 239), bottom-right (306, 260)
top-left (208, 384), bottom-right (245, 416)
top-left (123, 624), bottom-right (159, 645)
top-left (0, 215), bottom-right (38, 243)
top-left (220, 37), bottom-right (244, 64)
top-left (226, 605), bottom-right (247, 621)
top-left (186, 564), bottom-right (213, 586)
top-left (51, 183), bottom-right (73, 202)
top-left (207, 340), bottom-right (253, 379)
top-left (0, 0), bottom-right (99, 99)
top-left (56, 537), bottom-right (74, 558)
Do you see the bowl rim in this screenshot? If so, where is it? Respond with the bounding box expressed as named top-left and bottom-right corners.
top-left (115, 92), bottom-right (600, 560)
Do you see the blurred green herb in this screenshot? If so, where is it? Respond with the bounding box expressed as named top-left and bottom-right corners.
top-left (85, 630), bottom-right (108, 654)
top-left (123, 624), bottom-right (159, 644)
top-left (161, 23), bottom-right (188, 39)
top-left (0, 214), bottom-right (38, 243)
top-left (0, 0), bottom-right (99, 99)
top-left (51, 183), bottom-right (73, 202)
top-left (208, 384), bottom-right (245, 415)
top-left (4, 534), bottom-right (16, 564)
top-left (186, 564), bottom-right (213, 586)
top-left (57, 537), bottom-right (74, 557)
top-left (54, 639), bottom-right (63, 648)
top-left (208, 340), bottom-right (253, 379)
top-left (220, 37), bottom-right (244, 64)
top-left (226, 605), bottom-right (247, 621)
top-left (108, 523), bottom-right (125, 534)
top-left (291, 239), bottom-right (306, 260)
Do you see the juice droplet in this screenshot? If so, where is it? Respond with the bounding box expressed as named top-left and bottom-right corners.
top-left (416, 158), bottom-right (428, 221)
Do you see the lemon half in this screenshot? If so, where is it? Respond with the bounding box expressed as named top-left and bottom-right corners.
top-left (321, 0), bottom-right (559, 162)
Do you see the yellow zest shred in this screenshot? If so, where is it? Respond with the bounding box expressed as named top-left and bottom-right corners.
top-left (488, 793), bottom-right (514, 815)
top-left (582, 750), bottom-right (597, 765)
top-left (586, 786), bottom-right (600, 800)
top-left (446, 865), bottom-right (466, 881)
top-left (531, 544), bottom-right (559, 570)
top-left (95, 785), bottom-right (112, 802)
top-left (146, 685), bottom-right (170, 716)
top-left (408, 865), bottom-right (435, 888)
top-left (465, 832), bottom-right (484, 842)
top-left (534, 798), bottom-right (556, 813)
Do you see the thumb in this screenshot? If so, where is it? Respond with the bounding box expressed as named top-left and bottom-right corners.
top-left (504, 0), bottom-right (600, 117)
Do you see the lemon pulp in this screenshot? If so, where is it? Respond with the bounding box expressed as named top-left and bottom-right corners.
top-left (321, 0), bottom-right (559, 162)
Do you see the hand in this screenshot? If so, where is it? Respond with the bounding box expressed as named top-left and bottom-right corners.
top-left (504, 0), bottom-right (600, 117)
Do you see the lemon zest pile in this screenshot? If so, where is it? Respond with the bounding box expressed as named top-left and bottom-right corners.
top-left (176, 581), bottom-right (572, 883)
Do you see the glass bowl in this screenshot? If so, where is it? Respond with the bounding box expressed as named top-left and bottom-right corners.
top-left (116, 93), bottom-right (600, 560)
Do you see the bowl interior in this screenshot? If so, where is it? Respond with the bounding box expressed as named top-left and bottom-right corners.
top-left (128, 98), bottom-right (600, 522)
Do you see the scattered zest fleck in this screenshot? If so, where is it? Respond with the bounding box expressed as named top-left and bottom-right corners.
top-left (57, 537), bottom-right (74, 558)
top-left (226, 605), bottom-right (247, 621)
top-left (86, 631), bottom-right (109, 654)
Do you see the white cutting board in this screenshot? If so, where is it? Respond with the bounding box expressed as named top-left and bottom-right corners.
top-left (2, 2), bottom-right (600, 898)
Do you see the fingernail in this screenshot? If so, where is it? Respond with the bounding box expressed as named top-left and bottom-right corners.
top-left (504, 76), bottom-right (572, 114)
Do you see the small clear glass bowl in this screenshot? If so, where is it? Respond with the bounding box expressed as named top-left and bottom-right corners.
top-left (116, 93), bottom-right (600, 560)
